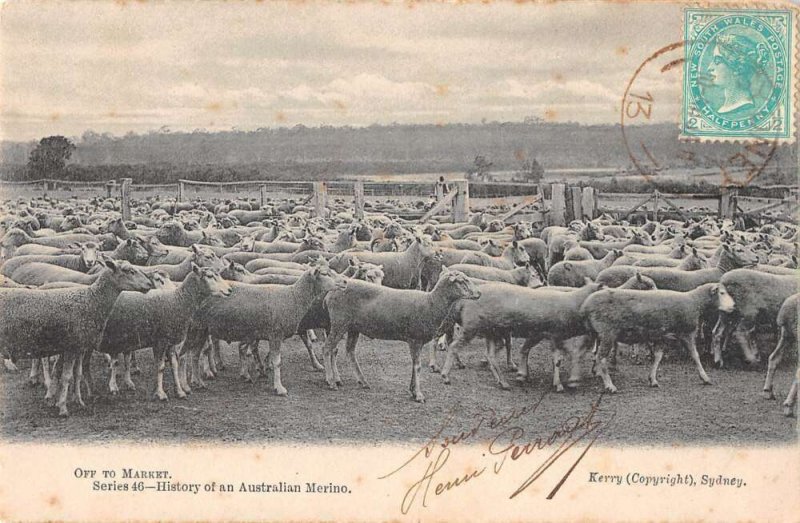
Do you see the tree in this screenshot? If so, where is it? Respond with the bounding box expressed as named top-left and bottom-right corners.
top-left (467, 155), bottom-right (493, 181)
top-left (27, 136), bottom-right (75, 179)
top-left (521, 157), bottom-right (544, 183)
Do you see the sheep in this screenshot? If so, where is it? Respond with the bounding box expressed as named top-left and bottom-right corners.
top-left (581, 283), bottom-right (726, 392)
top-left (447, 263), bottom-right (539, 287)
top-left (762, 294), bottom-right (799, 416)
top-left (0, 259), bottom-right (154, 416)
top-left (515, 238), bottom-right (548, 279)
top-left (182, 266), bottom-right (347, 395)
top-left (145, 244), bottom-right (227, 281)
top-left (613, 243), bottom-right (687, 266)
top-left (292, 261), bottom-right (386, 374)
top-left (547, 249), bottom-right (623, 287)
top-left (0, 227), bottom-right (117, 253)
top-left (563, 239), bottom-right (593, 261)
top-left (712, 269), bottom-right (798, 366)
top-left (631, 246), bottom-right (705, 269)
top-left (328, 236), bottom-right (435, 289)
top-left (243, 257), bottom-right (306, 272)
top-left (98, 265), bottom-right (232, 399)
top-left (321, 268), bottom-right (480, 402)
top-left (595, 244), bottom-right (759, 291)
top-left (458, 240), bottom-right (530, 270)
top-left (440, 279), bottom-right (602, 391)
top-left (7, 262), bottom-right (104, 286)
top-left (1, 243), bottom-right (99, 278)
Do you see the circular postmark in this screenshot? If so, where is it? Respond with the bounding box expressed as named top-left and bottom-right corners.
top-left (621, 41), bottom-right (778, 188)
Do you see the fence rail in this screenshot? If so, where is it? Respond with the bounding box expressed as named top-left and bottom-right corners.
top-left (1, 177), bottom-right (797, 225)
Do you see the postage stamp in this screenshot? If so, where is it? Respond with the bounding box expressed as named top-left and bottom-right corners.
top-left (682, 8), bottom-right (795, 142)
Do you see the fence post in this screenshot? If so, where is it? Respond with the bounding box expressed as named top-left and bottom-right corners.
top-left (550, 183), bottom-right (567, 225)
top-left (177, 180), bottom-right (185, 202)
top-left (353, 181), bottom-right (365, 220)
top-left (312, 181), bottom-right (328, 218)
top-left (435, 181), bottom-right (444, 203)
top-left (569, 186), bottom-right (583, 222)
top-left (719, 188), bottom-right (737, 219)
top-left (121, 178), bottom-right (132, 221)
top-left (653, 190), bottom-right (660, 222)
top-left (452, 180), bottom-right (470, 223)
top-left (260, 184), bottom-right (267, 208)
top-left (105, 181), bottom-right (114, 199)
top-left (581, 187), bottom-right (596, 219)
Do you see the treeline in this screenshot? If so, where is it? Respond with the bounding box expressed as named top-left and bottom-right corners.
top-left (0, 121), bottom-right (796, 187)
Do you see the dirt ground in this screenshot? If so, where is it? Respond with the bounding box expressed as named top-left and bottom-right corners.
top-left (2, 336), bottom-right (796, 446)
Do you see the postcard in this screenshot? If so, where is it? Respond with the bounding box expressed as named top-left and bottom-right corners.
top-left (0, 0), bottom-right (798, 521)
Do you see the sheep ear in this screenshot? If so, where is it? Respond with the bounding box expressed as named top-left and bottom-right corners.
top-left (564, 262), bottom-right (572, 271)
top-left (104, 259), bottom-right (119, 272)
top-left (191, 263), bottom-right (201, 274)
top-left (191, 244), bottom-right (201, 253)
top-left (583, 276), bottom-right (592, 285)
top-left (692, 247), bottom-right (698, 256)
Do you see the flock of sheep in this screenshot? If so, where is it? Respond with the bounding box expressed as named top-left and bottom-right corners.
top-left (0, 191), bottom-right (797, 420)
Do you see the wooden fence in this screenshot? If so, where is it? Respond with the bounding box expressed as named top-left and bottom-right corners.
top-left (1, 177), bottom-right (797, 224)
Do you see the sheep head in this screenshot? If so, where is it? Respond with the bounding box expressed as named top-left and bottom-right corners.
top-left (191, 264), bottom-right (232, 297)
top-left (104, 259), bottom-right (154, 293)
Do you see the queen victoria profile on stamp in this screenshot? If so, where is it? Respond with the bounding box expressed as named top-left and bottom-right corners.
top-left (682, 8), bottom-right (795, 141)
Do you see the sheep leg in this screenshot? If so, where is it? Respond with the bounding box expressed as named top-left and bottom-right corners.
top-left (735, 321), bottom-right (759, 364)
top-left (152, 345), bottom-right (169, 401)
top-left (238, 342), bottom-right (253, 382)
top-left (441, 330), bottom-right (470, 385)
top-left (783, 373), bottom-right (798, 417)
top-left (344, 331), bottom-right (369, 388)
top-left (129, 351), bottom-right (141, 375)
top-left (429, 336), bottom-right (442, 373)
top-left (268, 338), bottom-right (288, 396)
top-left (515, 336), bottom-right (542, 382)
top-left (408, 341), bottom-right (425, 403)
top-left (41, 356), bottom-right (52, 392)
top-left (299, 331), bottom-right (325, 372)
top-left (322, 328), bottom-right (347, 390)
top-left (763, 329), bottom-right (789, 399)
top-left (504, 332), bottom-right (517, 371)
top-left (593, 337), bottom-right (618, 393)
top-left (191, 339), bottom-right (210, 389)
top-left (681, 334), bottom-right (711, 385)
top-left (331, 343), bottom-right (343, 387)
top-left (45, 355), bottom-right (62, 404)
top-left (28, 358), bottom-right (41, 386)
top-left (72, 351), bottom-right (87, 408)
top-left (169, 346), bottom-right (187, 399)
top-left (109, 354), bottom-right (121, 395)
top-left (550, 338), bottom-right (566, 392)
top-left (55, 351), bottom-right (77, 417)
top-left (307, 329), bottom-right (318, 343)
top-left (177, 349), bottom-right (192, 395)
top-left (711, 313), bottom-right (737, 367)
top-left (122, 353), bottom-right (136, 391)
top-left (486, 338), bottom-right (510, 390)
top-left (566, 336), bottom-right (590, 389)
top-left (648, 347), bottom-right (664, 387)
top-left (3, 357), bottom-right (18, 372)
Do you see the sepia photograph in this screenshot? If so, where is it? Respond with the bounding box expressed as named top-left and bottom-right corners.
top-left (0, 0), bottom-right (798, 521)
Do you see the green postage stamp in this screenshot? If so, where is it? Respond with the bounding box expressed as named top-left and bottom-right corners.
top-left (682, 8), bottom-right (795, 142)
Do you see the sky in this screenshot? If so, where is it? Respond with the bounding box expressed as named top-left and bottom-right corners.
top-left (0, 0), bottom-right (686, 142)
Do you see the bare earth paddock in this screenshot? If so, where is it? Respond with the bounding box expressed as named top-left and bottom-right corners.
top-left (1, 336), bottom-right (796, 445)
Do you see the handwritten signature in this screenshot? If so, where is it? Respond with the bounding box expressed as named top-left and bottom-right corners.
top-left (379, 392), bottom-right (614, 515)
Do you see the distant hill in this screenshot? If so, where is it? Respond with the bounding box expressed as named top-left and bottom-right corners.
top-left (1, 121), bottom-right (796, 184)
